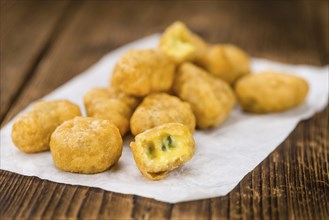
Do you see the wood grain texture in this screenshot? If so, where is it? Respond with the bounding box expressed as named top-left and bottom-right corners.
top-left (0, 0), bottom-right (70, 122)
top-left (0, 1), bottom-right (328, 219)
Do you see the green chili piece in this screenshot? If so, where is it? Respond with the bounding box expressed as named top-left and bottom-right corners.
top-left (161, 144), bottom-right (167, 151)
top-left (161, 135), bottom-right (175, 151)
top-left (146, 142), bottom-right (155, 159)
top-left (167, 135), bottom-right (174, 148)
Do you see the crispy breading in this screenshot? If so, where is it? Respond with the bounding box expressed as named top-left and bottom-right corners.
top-left (111, 49), bottom-right (175, 97)
top-left (159, 21), bottom-right (209, 64)
top-left (235, 71), bottom-right (309, 113)
top-left (83, 88), bottom-right (140, 136)
top-left (50, 117), bottom-right (122, 174)
top-left (130, 93), bottom-right (196, 136)
top-left (196, 44), bottom-right (250, 85)
top-left (130, 123), bottom-right (195, 180)
top-left (11, 100), bottom-right (81, 153)
top-left (173, 63), bottom-right (236, 129)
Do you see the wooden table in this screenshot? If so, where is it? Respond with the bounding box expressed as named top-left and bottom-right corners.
top-left (1, 1), bottom-right (328, 219)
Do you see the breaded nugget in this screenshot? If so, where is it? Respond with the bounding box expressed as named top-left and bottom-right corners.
top-left (235, 71), bottom-right (309, 113)
top-left (130, 123), bottom-right (195, 180)
top-left (160, 22), bottom-right (250, 85)
top-left (196, 44), bottom-right (250, 85)
top-left (130, 93), bottom-right (196, 136)
top-left (83, 88), bottom-right (140, 110)
top-left (107, 88), bottom-right (140, 109)
top-left (83, 88), bottom-right (139, 136)
top-left (159, 21), bottom-right (209, 64)
top-left (173, 63), bottom-right (236, 129)
top-left (11, 100), bottom-right (81, 153)
top-left (50, 117), bottom-right (122, 174)
top-left (111, 49), bottom-right (175, 97)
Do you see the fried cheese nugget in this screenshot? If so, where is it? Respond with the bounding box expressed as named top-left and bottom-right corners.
top-left (159, 22), bottom-right (250, 85)
top-left (111, 49), bottom-right (175, 97)
top-left (173, 63), bottom-right (236, 129)
top-left (159, 21), bottom-right (209, 64)
top-left (83, 88), bottom-right (139, 136)
top-left (50, 117), bottom-right (122, 174)
top-left (130, 93), bottom-right (196, 136)
top-left (195, 44), bottom-right (250, 85)
top-left (130, 123), bottom-right (195, 180)
top-left (235, 71), bottom-right (309, 113)
top-left (11, 100), bottom-right (81, 153)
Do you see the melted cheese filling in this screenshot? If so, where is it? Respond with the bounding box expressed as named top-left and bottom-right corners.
top-left (143, 134), bottom-right (190, 168)
top-left (162, 37), bottom-right (196, 62)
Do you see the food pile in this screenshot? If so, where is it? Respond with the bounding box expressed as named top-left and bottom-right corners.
top-left (11, 22), bottom-right (309, 180)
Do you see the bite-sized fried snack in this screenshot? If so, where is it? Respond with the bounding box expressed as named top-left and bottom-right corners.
top-left (130, 93), bottom-right (196, 136)
top-left (107, 88), bottom-right (140, 109)
top-left (235, 71), bottom-right (309, 113)
top-left (83, 88), bottom-right (140, 114)
top-left (111, 49), bottom-right (175, 97)
top-left (50, 117), bottom-right (122, 174)
top-left (83, 88), bottom-right (140, 136)
top-left (173, 63), bottom-right (236, 129)
top-left (196, 44), bottom-right (250, 85)
top-left (130, 123), bottom-right (195, 180)
top-left (159, 22), bottom-right (250, 85)
top-left (11, 100), bottom-right (81, 153)
top-left (159, 21), bottom-right (209, 64)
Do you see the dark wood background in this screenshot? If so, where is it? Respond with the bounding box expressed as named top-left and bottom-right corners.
top-left (1, 1), bottom-right (328, 219)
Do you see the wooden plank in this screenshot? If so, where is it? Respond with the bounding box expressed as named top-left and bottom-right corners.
top-left (97, 193), bottom-right (133, 219)
top-left (210, 196), bottom-right (229, 219)
top-left (299, 1), bottom-right (329, 65)
top-left (171, 200), bottom-right (210, 219)
top-left (240, 172), bottom-right (253, 219)
top-left (251, 166), bottom-right (263, 219)
top-left (0, 0), bottom-right (70, 122)
top-left (0, 1), bottom-right (328, 219)
top-left (1, 1), bottom-right (161, 125)
top-left (132, 197), bottom-right (172, 219)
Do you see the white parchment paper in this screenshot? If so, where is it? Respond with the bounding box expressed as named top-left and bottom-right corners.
top-left (1, 34), bottom-right (328, 203)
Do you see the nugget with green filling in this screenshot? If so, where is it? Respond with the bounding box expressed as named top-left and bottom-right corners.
top-left (159, 21), bottom-right (209, 64)
top-left (130, 123), bottom-right (195, 180)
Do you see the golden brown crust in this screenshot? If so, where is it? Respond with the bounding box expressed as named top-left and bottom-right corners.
top-left (130, 123), bottom-right (195, 180)
top-left (50, 117), bottom-right (122, 174)
top-left (195, 44), bottom-right (250, 85)
top-left (130, 93), bottom-right (196, 136)
top-left (111, 49), bottom-right (175, 97)
top-left (83, 88), bottom-right (140, 136)
top-left (159, 21), bottom-right (209, 64)
top-left (11, 100), bottom-right (81, 153)
top-left (235, 72), bottom-right (309, 113)
top-left (173, 63), bottom-right (236, 129)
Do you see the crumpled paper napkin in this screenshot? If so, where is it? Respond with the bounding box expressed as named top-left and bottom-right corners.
top-left (1, 34), bottom-right (328, 203)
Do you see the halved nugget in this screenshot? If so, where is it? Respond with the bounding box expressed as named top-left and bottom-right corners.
top-left (130, 93), bottom-right (196, 136)
top-left (130, 123), bottom-right (195, 180)
top-left (159, 21), bottom-right (209, 64)
top-left (11, 100), bottom-right (81, 153)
